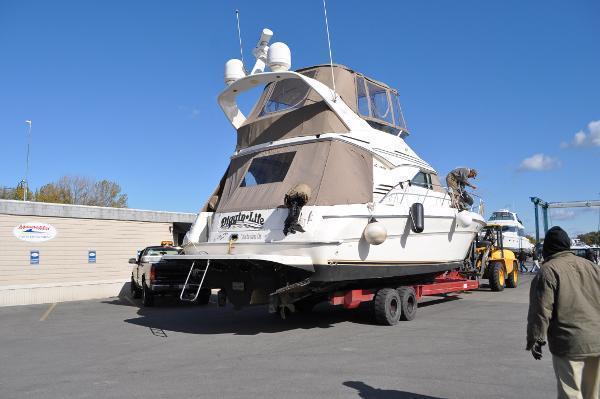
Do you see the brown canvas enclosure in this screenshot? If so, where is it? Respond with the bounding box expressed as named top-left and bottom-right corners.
top-left (236, 64), bottom-right (407, 150)
top-left (216, 140), bottom-right (373, 213)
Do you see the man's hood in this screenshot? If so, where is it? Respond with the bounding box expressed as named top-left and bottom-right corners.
top-left (543, 226), bottom-right (571, 259)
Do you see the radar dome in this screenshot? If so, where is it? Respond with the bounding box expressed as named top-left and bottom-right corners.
top-left (267, 42), bottom-right (291, 72)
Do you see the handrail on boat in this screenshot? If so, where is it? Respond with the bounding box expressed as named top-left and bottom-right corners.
top-left (377, 179), bottom-right (485, 216)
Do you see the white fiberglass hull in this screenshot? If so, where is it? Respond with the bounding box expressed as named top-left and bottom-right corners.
top-left (182, 204), bottom-right (485, 274)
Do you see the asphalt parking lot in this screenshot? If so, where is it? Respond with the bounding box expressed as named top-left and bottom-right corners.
top-left (0, 272), bottom-right (556, 399)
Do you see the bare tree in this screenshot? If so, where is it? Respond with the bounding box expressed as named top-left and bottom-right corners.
top-left (34, 176), bottom-right (128, 208)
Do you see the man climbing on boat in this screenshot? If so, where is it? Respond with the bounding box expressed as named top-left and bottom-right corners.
top-left (446, 167), bottom-right (477, 210)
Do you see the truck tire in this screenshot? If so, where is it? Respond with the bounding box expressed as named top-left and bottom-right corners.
top-left (196, 288), bottom-right (211, 305)
top-left (506, 262), bottom-right (518, 288)
top-left (142, 280), bottom-right (154, 307)
top-left (488, 262), bottom-right (506, 292)
top-left (397, 287), bottom-right (418, 321)
top-left (130, 276), bottom-right (142, 299)
top-left (373, 288), bottom-right (401, 325)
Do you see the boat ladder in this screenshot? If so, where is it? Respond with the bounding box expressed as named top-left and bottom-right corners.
top-left (179, 260), bottom-right (210, 302)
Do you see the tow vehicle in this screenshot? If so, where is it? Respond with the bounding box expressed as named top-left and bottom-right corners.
top-left (129, 243), bottom-right (211, 307)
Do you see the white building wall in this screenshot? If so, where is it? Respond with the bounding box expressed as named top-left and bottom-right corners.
top-left (0, 200), bottom-right (196, 306)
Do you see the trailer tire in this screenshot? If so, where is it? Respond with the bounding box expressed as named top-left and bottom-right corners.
top-left (506, 262), bottom-right (518, 288)
top-left (142, 280), bottom-right (154, 307)
top-left (397, 287), bottom-right (418, 321)
top-left (488, 262), bottom-right (506, 292)
top-left (196, 288), bottom-right (211, 305)
top-left (373, 288), bottom-right (401, 325)
top-left (130, 276), bottom-right (142, 299)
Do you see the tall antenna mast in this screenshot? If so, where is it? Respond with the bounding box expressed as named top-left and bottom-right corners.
top-left (235, 10), bottom-right (245, 66)
top-left (322, 0), bottom-right (337, 101)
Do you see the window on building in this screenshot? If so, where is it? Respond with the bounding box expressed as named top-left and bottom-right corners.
top-left (240, 152), bottom-right (296, 187)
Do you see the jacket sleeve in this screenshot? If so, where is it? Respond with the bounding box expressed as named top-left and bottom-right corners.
top-left (526, 269), bottom-right (556, 348)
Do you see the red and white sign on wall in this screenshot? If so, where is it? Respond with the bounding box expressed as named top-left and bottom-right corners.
top-left (13, 222), bottom-right (58, 242)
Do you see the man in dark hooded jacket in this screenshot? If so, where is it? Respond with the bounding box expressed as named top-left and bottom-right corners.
top-left (527, 226), bottom-right (600, 399)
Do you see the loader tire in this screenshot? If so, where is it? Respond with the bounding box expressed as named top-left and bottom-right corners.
top-left (397, 286), bottom-right (418, 321)
top-left (489, 262), bottom-right (506, 292)
top-left (506, 262), bottom-right (518, 288)
top-left (373, 288), bottom-right (401, 325)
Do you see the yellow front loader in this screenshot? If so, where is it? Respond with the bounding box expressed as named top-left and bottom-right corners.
top-left (474, 224), bottom-right (519, 291)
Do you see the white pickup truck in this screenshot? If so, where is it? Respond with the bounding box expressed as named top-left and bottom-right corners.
top-left (129, 244), bottom-right (210, 306)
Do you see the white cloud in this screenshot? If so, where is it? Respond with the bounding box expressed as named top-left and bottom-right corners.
top-left (518, 153), bottom-right (561, 171)
top-left (561, 120), bottom-right (600, 148)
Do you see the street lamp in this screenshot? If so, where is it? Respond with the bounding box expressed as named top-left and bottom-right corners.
top-left (24, 120), bottom-right (32, 201)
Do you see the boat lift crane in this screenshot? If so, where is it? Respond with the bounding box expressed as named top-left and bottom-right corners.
top-left (529, 197), bottom-right (600, 243)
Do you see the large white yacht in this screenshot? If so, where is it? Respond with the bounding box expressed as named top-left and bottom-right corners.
top-left (164, 29), bottom-right (486, 312)
top-left (487, 209), bottom-right (533, 254)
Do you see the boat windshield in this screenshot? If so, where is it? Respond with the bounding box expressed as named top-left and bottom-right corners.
top-left (356, 76), bottom-right (407, 133)
top-left (259, 76), bottom-right (313, 117)
top-left (489, 212), bottom-right (514, 221)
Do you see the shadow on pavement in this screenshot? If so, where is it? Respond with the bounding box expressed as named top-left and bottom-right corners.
top-left (343, 381), bottom-right (447, 399)
top-left (105, 289), bottom-right (469, 335)
top-left (107, 296), bottom-right (383, 335)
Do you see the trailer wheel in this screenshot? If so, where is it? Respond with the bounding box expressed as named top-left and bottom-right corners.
top-left (130, 276), bottom-right (142, 299)
top-left (195, 288), bottom-right (211, 305)
top-left (488, 262), bottom-right (506, 292)
top-left (373, 288), bottom-right (401, 325)
top-left (397, 287), bottom-right (418, 321)
top-left (142, 280), bottom-right (155, 307)
top-left (506, 262), bottom-right (518, 288)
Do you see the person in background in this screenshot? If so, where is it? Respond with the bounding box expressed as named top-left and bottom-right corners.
top-left (584, 248), bottom-right (597, 264)
top-left (518, 250), bottom-right (528, 272)
top-left (527, 226), bottom-right (600, 399)
top-left (445, 167), bottom-right (477, 209)
top-left (530, 246), bottom-right (541, 273)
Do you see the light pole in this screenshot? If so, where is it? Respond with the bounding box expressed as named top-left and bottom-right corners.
top-left (24, 120), bottom-right (32, 201)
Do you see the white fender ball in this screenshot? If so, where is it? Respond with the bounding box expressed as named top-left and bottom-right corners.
top-left (457, 211), bottom-right (473, 228)
top-left (363, 220), bottom-right (387, 245)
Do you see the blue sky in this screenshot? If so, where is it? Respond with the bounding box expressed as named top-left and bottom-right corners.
top-left (1, 1), bottom-right (599, 236)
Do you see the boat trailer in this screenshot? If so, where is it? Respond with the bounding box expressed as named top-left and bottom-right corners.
top-left (328, 271), bottom-right (479, 325)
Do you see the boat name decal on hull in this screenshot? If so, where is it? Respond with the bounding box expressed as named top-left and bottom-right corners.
top-left (220, 211), bottom-right (265, 229)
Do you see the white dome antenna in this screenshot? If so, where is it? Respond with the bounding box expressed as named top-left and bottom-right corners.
top-left (224, 59), bottom-right (246, 85)
top-left (267, 42), bottom-right (291, 72)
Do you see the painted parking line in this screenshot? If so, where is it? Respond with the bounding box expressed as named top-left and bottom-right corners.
top-left (39, 303), bottom-right (57, 321)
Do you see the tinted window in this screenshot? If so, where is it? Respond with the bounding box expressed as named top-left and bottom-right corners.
top-left (489, 212), bottom-right (514, 221)
top-left (260, 80), bottom-right (310, 116)
top-left (501, 226), bottom-right (518, 233)
top-left (367, 82), bottom-right (394, 124)
top-left (356, 76), bottom-right (369, 117)
top-left (145, 248), bottom-right (179, 256)
top-left (240, 152), bottom-right (296, 187)
top-left (412, 172), bottom-right (432, 189)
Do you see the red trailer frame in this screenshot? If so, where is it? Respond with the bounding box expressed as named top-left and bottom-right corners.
top-left (329, 271), bottom-right (478, 309)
